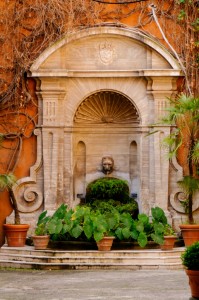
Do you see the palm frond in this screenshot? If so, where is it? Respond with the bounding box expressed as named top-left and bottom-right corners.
top-left (0, 173), bottom-right (17, 190)
top-left (177, 176), bottom-right (199, 196)
top-left (192, 141), bottom-right (199, 164)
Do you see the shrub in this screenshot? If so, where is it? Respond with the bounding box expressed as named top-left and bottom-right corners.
top-left (85, 177), bottom-right (132, 203)
top-left (181, 241), bottom-right (199, 270)
top-left (85, 199), bottom-right (138, 218)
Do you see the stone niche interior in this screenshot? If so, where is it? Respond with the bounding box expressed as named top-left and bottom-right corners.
top-left (73, 90), bottom-right (140, 204)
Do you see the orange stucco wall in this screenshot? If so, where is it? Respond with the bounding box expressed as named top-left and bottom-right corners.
top-left (0, 77), bottom-right (38, 245)
top-left (0, 0), bottom-right (185, 245)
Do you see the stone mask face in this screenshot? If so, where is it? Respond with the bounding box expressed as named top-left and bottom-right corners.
top-left (102, 156), bottom-right (114, 175)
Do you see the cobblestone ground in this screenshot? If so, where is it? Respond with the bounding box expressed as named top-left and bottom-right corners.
top-left (0, 269), bottom-right (191, 300)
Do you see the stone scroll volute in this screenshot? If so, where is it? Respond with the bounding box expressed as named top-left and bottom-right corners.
top-left (12, 129), bottom-right (43, 213)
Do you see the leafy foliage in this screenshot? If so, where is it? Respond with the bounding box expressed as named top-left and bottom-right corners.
top-left (153, 94), bottom-right (199, 224)
top-left (163, 224), bottom-right (175, 236)
top-left (37, 204), bottom-right (171, 248)
top-left (85, 199), bottom-right (138, 218)
top-left (181, 241), bottom-right (199, 270)
top-left (85, 177), bottom-right (131, 204)
top-left (34, 210), bottom-right (51, 236)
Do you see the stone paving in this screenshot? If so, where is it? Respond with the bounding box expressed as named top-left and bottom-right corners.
top-left (0, 269), bottom-right (192, 300)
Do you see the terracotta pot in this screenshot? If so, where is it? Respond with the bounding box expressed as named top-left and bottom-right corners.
top-left (186, 270), bottom-right (199, 299)
top-left (3, 224), bottom-right (29, 247)
top-left (96, 236), bottom-right (115, 251)
top-left (161, 236), bottom-right (176, 250)
top-left (32, 235), bottom-right (50, 250)
top-left (179, 224), bottom-right (199, 246)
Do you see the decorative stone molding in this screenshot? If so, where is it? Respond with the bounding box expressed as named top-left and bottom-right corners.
top-left (30, 27), bottom-right (181, 74)
top-left (170, 190), bottom-right (199, 213)
top-left (74, 91), bottom-right (140, 124)
top-left (98, 40), bottom-right (116, 65)
top-left (27, 25), bottom-right (184, 222)
top-left (42, 91), bottom-right (66, 126)
top-left (13, 129), bottom-right (43, 213)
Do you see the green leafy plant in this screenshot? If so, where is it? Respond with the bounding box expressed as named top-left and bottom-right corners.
top-left (84, 210), bottom-right (120, 242)
top-left (47, 204), bottom-right (76, 241)
top-left (34, 210), bottom-right (51, 236)
top-left (42, 204), bottom-right (169, 248)
top-left (131, 207), bottom-right (168, 247)
top-left (163, 224), bottom-right (175, 236)
top-left (181, 241), bottom-right (199, 270)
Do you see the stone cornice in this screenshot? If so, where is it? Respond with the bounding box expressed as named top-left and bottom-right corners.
top-left (30, 69), bottom-right (182, 78)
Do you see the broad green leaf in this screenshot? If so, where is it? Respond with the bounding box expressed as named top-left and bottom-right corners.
top-left (137, 232), bottom-right (147, 248)
top-left (138, 214), bottom-right (149, 224)
top-left (131, 229), bottom-right (138, 240)
top-left (151, 207), bottom-right (167, 224)
top-left (122, 227), bottom-right (131, 239)
top-left (135, 221), bottom-right (144, 233)
top-left (47, 219), bottom-right (63, 234)
top-left (151, 233), bottom-right (164, 245)
top-left (83, 222), bottom-right (93, 240)
top-left (71, 225), bottom-right (83, 238)
top-left (62, 222), bottom-right (73, 233)
top-left (54, 219), bottom-right (63, 234)
top-left (153, 222), bottom-right (164, 234)
top-left (115, 228), bottom-right (123, 240)
top-left (94, 231), bottom-right (104, 242)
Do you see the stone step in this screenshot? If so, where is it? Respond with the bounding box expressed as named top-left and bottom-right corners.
top-left (0, 253), bottom-right (182, 264)
top-left (0, 245), bottom-right (185, 270)
top-left (0, 259), bottom-right (183, 270)
top-left (0, 245), bottom-right (185, 257)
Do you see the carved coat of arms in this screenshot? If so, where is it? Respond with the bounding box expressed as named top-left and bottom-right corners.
top-left (99, 41), bottom-right (115, 65)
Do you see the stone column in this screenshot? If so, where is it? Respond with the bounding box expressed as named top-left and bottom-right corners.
top-left (40, 79), bottom-right (66, 211)
top-left (139, 129), bottom-right (151, 215)
top-left (147, 75), bottom-right (178, 219)
top-left (63, 129), bottom-right (73, 207)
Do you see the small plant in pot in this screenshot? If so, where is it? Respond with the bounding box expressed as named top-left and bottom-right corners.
top-left (160, 224), bottom-right (176, 251)
top-left (32, 211), bottom-right (51, 250)
top-left (0, 173), bottom-right (30, 247)
top-left (181, 241), bottom-right (199, 299)
top-left (80, 208), bottom-right (119, 251)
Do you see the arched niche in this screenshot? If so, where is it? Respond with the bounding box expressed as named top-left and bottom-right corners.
top-left (74, 90), bottom-right (140, 125)
top-left (72, 90), bottom-right (141, 201)
top-left (73, 141), bottom-right (86, 204)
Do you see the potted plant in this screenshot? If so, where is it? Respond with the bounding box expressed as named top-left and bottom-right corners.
top-left (160, 224), bottom-right (176, 250)
top-left (181, 241), bottom-right (199, 299)
top-left (32, 211), bottom-right (51, 250)
top-left (80, 208), bottom-right (118, 251)
top-left (178, 176), bottom-right (199, 246)
top-left (152, 94), bottom-right (199, 246)
top-left (45, 204), bottom-right (170, 250)
top-left (0, 173), bottom-right (30, 247)
top-left (119, 206), bottom-right (167, 248)
top-left (47, 204), bottom-right (118, 251)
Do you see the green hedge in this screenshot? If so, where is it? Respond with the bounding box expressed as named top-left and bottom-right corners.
top-left (85, 177), bottom-right (131, 204)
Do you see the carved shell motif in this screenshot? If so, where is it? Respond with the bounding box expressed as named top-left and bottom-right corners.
top-left (74, 91), bottom-right (139, 124)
